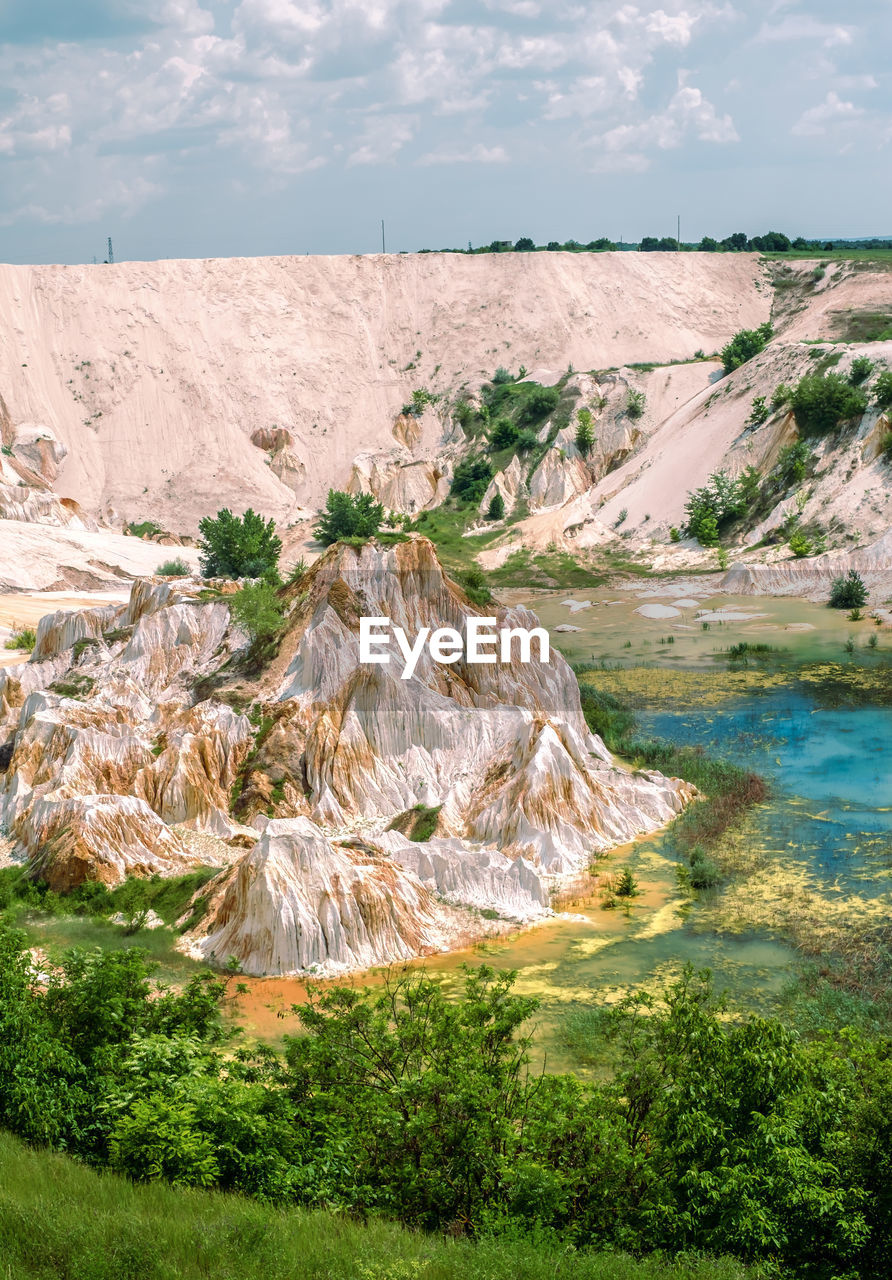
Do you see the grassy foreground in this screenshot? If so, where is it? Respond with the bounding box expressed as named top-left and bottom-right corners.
top-left (0, 1130), bottom-right (752, 1280)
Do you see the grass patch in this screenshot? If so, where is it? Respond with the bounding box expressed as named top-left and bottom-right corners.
top-left (127, 521), bottom-right (164, 540)
top-left (0, 1129), bottom-right (753, 1280)
top-left (48, 675), bottom-right (96, 700)
top-left (386, 804), bottom-right (443, 842)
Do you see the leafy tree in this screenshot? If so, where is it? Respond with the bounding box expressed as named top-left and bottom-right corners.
top-left (450, 457), bottom-right (493, 502)
top-left (546, 241), bottom-right (561, 251)
top-left (575, 408), bottom-right (595, 456)
top-left (849, 356), bottom-right (874, 385)
top-left (720, 322), bottom-right (773, 375)
top-left (285, 966), bottom-right (539, 1229)
top-left (790, 372), bottom-right (868, 437)
top-left (488, 417), bottom-right (519, 450)
top-left (721, 232), bottom-right (749, 251)
top-left (229, 580), bottom-right (286, 646)
top-left (698, 236), bottom-right (719, 251)
top-left (515, 429), bottom-right (539, 453)
top-left (875, 370), bottom-right (892, 409)
top-left (750, 230), bottom-right (791, 252)
top-left (586, 237), bottom-right (616, 251)
top-left (639, 237), bottom-right (661, 252)
top-left (314, 491), bottom-right (384, 546)
top-left (491, 367), bottom-right (514, 385)
top-left (198, 509), bottom-right (282, 581)
top-left (829, 570), bottom-right (868, 610)
top-left (486, 492), bottom-right (505, 521)
top-left (789, 529), bottom-right (813, 558)
top-left (684, 471), bottom-right (747, 545)
top-left (514, 237), bottom-right (535, 252)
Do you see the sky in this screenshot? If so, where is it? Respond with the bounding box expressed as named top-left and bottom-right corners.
top-left (0, 0), bottom-right (889, 263)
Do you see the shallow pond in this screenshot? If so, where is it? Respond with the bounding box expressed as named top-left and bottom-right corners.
top-left (232, 594), bottom-right (891, 1069)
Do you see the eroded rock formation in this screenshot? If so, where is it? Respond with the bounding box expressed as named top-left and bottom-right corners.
top-left (0, 537), bottom-right (694, 974)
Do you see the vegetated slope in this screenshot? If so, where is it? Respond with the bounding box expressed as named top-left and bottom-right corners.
top-left (494, 260), bottom-right (892, 564)
top-left (0, 1129), bottom-right (751, 1280)
top-left (0, 253), bottom-right (767, 532)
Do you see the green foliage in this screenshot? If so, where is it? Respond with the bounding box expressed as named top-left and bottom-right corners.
top-left (386, 803), bottom-right (443, 842)
top-left (450, 457), bottom-right (493, 502)
top-left (455, 566), bottom-right (492, 607)
top-left (880, 431), bottom-right (892, 460)
top-left (491, 366), bottom-right (514, 385)
top-left (625, 389), bottom-right (645, 419)
top-left (229, 581), bottom-right (286, 647)
top-left (0, 1129), bottom-right (755, 1280)
top-left (198, 508), bottom-right (282, 580)
top-left (517, 385), bottom-right (560, 426)
top-left (486, 492), bottom-right (505, 521)
top-left (669, 527), bottom-right (681, 542)
top-left (771, 441), bottom-right (812, 490)
top-left (488, 417), bottom-right (520, 450)
top-left (515, 428), bottom-right (539, 453)
top-left (687, 846), bottom-right (721, 889)
top-left (849, 356), bottom-right (874, 385)
top-left (155, 557), bottom-right (189, 576)
top-left (746, 396), bottom-right (769, 425)
top-left (829, 570), bottom-right (868, 610)
top-left (314, 490), bottom-right (384, 546)
top-left (683, 471), bottom-right (746, 545)
top-left (286, 557), bottom-right (308, 585)
top-left (575, 408), bottom-right (596, 456)
top-left (720, 322), bottom-right (773, 375)
top-left (771, 382), bottom-right (793, 410)
top-left (790, 372), bottom-right (868, 437)
top-left (788, 529), bottom-right (813, 558)
top-left (613, 868), bottom-right (638, 898)
top-left (875, 370), bottom-right (892, 409)
top-left (127, 520), bottom-right (164, 540)
top-left (3, 626), bottom-right (36, 651)
top-left (403, 388), bottom-right (437, 417)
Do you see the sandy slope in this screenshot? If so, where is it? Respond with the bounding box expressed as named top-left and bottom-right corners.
top-left (0, 253), bottom-right (768, 532)
top-left (0, 519), bottom-right (199, 591)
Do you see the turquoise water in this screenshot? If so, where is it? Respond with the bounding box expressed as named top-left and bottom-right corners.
top-left (639, 691), bottom-right (892, 893)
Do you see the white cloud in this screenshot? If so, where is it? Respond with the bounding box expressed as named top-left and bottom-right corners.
top-left (347, 113), bottom-right (416, 164)
top-left (418, 142), bottom-right (509, 165)
top-left (589, 81), bottom-right (738, 171)
top-left (792, 90), bottom-right (864, 137)
top-left (756, 16), bottom-right (853, 47)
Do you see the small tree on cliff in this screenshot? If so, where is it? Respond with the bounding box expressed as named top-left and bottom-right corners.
top-left (314, 490), bottom-right (384, 546)
top-left (486, 492), bottom-right (505, 521)
top-left (198, 509), bottom-right (281, 581)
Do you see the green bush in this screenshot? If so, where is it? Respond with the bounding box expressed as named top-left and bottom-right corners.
top-left (788, 529), bottom-right (812, 558)
top-left (3, 626), bottom-right (36, 651)
top-left (720, 322), bottom-right (773, 375)
top-left (746, 396), bottom-right (769, 425)
top-left (626, 389), bottom-right (646, 419)
top-left (683, 471), bottom-right (746, 545)
top-left (451, 458), bottom-right (493, 502)
top-left (229, 580), bottom-right (286, 645)
top-left (198, 508), bottom-right (282, 580)
top-left (849, 356), bottom-right (874, 385)
top-left (771, 382), bottom-right (793, 410)
top-left (829, 570), bottom-right (868, 610)
top-left (488, 417), bottom-right (520, 450)
top-left (771, 440), bottom-right (812, 490)
top-left (517, 385), bottom-right (560, 426)
top-left (880, 431), bottom-right (892, 460)
top-left (790, 372), bottom-right (868, 437)
top-left (688, 847), bottom-right (721, 889)
top-left (875, 370), bottom-right (892, 409)
top-left (155, 557), bottom-right (189, 577)
top-left (486, 492), bottom-right (505, 521)
top-left (491, 367), bottom-right (514, 385)
top-left (314, 491), bottom-right (384, 546)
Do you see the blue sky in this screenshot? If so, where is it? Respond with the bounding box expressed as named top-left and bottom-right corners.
top-left (0, 0), bottom-right (889, 262)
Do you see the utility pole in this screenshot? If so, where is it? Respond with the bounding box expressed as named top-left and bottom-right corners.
top-left (107, 236), bottom-right (114, 264)
top-left (677, 214), bottom-right (681, 249)
top-left (381, 219), bottom-right (386, 254)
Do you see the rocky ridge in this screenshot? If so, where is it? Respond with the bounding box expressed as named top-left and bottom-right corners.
top-left (0, 537), bottom-right (694, 975)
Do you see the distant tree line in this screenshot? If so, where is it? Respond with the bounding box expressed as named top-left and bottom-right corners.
top-left (416, 234), bottom-right (892, 255)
